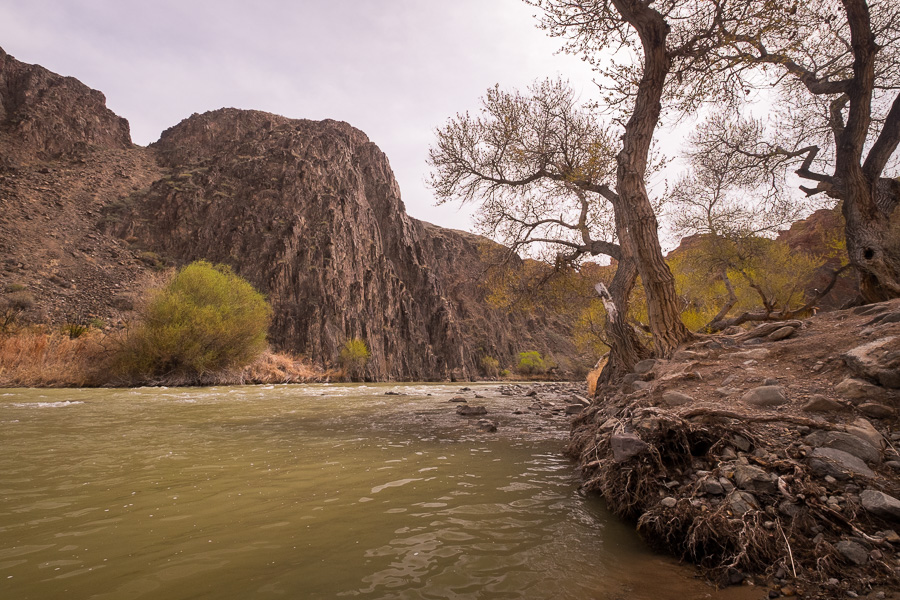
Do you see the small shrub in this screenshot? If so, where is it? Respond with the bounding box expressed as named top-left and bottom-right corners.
top-left (61, 311), bottom-right (92, 339)
top-left (62, 322), bottom-right (89, 339)
top-left (113, 260), bottom-right (271, 380)
top-left (517, 351), bottom-right (547, 375)
top-left (339, 338), bottom-right (370, 380)
top-left (5, 283), bottom-right (26, 293)
top-left (0, 291), bottom-right (35, 332)
top-left (480, 355), bottom-right (500, 378)
top-left (499, 369), bottom-right (511, 378)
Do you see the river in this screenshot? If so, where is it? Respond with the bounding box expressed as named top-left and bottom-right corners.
top-left (0, 383), bottom-right (760, 599)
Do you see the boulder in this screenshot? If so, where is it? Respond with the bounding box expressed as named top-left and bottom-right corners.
top-left (843, 336), bottom-right (900, 388)
top-left (835, 377), bottom-right (886, 402)
top-left (845, 417), bottom-right (885, 449)
top-left (859, 403), bottom-right (895, 419)
top-left (456, 405), bottom-right (487, 416)
top-left (660, 390), bottom-right (694, 407)
top-left (860, 490), bottom-right (900, 521)
top-left (732, 348), bottom-right (770, 360)
top-left (703, 479), bottom-right (725, 495)
top-left (633, 359), bottom-right (659, 374)
top-left (733, 464), bottom-right (778, 494)
top-left (807, 448), bottom-right (875, 480)
top-left (610, 433), bottom-right (649, 463)
top-left (476, 419), bottom-right (497, 433)
top-left (624, 380), bottom-right (651, 394)
top-left (732, 434), bottom-right (752, 452)
top-left (741, 385), bottom-right (788, 407)
top-left (804, 431), bottom-right (881, 464)
top-left (835, 540), bottom-right (869, 566)
top-left (728, 490), bottom-right (759, 515)
top-left (802, 395), bottom-right (845, 413)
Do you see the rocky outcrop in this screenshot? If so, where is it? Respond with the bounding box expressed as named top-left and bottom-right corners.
top-left (0, 49), bottom-right (582, 381)
top-left (0, 47), bottom-right (131, 162)
top-left (109, 109), bottom-right (580, 380)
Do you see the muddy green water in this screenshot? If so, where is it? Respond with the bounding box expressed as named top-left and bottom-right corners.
top-left (1, 384), bottom-right (757, 600)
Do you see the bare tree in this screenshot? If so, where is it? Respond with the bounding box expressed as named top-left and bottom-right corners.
top-left (666, 111), bottom-right (852, 329)
top-left (528, 0), bottom-right (783, 359)
top-left (694, 0), bottom-right (900, 302)
top-left (429, 79), bottom-right (651, 379)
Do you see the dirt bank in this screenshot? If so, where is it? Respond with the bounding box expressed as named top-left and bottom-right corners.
top-left (570, 299), bottom-right (900, 599)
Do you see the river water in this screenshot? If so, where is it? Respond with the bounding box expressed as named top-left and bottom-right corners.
top-left (0, 383), bottom-right (758, 600)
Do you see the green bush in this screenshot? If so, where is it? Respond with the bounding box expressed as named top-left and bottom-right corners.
top-left (339, 338), bottom-right (370, 380)
top-left (516, 351), bottom-right (547, 375)
top-left (115, 261), bottom-right (271, 379)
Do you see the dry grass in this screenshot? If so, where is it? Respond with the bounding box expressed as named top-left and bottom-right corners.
top-left (0, 329), bottom-right (108, 387)
top-left (236, 350), bottom-right (332, 384)
top-left (0, 329), bottom-right (330, 388)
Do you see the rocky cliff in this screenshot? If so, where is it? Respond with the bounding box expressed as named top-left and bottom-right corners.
top-left (0, 47), bottom-right (131, 163)
top-left (0, 48), bottom-right (584, 380)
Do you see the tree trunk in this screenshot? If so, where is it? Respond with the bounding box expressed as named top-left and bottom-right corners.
top-left (843, 183), bottom-right (900, 301)
top-left (835, 0), bottom-right (900, 302)
top-left (611, 0), bottom-right (693, 357)
top-left (596, 256), bottom-right (651, 388)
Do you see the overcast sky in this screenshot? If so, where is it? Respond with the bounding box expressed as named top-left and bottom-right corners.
top-left (0, 0), bottom-right (612, 231)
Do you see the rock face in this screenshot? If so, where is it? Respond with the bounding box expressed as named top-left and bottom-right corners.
top-left (0, 47), bottom-right (131, 162)
top-left (109, 109), bottom-right (579, 379)
top-left (0, 49), bottom-right (582, 381)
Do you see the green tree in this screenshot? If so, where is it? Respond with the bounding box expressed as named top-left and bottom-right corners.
top-left (115, 260), bottom-right (271, 380)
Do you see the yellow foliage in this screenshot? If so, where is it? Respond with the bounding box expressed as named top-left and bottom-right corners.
top-left (669, 231), bottom-right (832, 331)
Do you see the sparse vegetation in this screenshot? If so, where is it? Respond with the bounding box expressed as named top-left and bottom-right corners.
top-left (0, 291), bottom-right (35, 333)
top-left (479, 355), bottom-right (500, 378)
top-left (0, 329), bottom-right (104, 387)
top-left (339, 338), bottom-right (370, 381)
top-left (0, 327), bottom-right (326, 387)
top-left (62, 321), bottom-right (90, 339)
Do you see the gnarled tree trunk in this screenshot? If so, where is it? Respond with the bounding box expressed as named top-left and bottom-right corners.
top-left (611, 0), bottom-right (693, 357)
top-left (836, 0), bottom-right (900, 302)
top-left (595, 255), bottom-right (652, 389)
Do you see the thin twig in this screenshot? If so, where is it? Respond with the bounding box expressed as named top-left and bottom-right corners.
top-left (778, 522), bottom-right (797, 578)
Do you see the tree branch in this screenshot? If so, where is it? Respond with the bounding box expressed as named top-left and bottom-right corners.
top-left (863, 91), bottom-right (900, 181)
